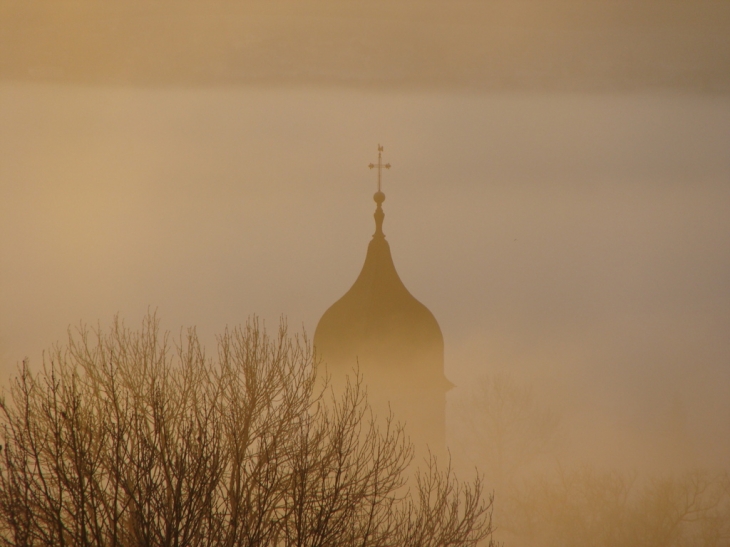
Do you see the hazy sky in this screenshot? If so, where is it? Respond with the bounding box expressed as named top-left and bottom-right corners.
top-left (2, 84), bottom-right (729, 473)
top-left (2, 0), bottom-right (729, 91)
top-left (1, 0), bottom-right (729, 478)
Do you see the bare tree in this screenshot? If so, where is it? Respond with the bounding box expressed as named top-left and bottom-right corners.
top-left (0, 314), bottom-right (495, 547)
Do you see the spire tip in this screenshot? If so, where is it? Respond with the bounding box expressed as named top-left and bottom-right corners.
top-left (369, 145), bottom-right (390, 237)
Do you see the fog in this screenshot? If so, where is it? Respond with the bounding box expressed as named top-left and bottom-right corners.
top-left (1, 1), bottom-right (730, 544)
top-left (2, 0), bottom-right (730, 92)
top-left (2, 84), bottom-right (728, 468)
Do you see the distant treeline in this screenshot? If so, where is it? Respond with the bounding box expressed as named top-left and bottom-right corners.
top-left (1, 0), bottom-right (729, 92)
top-left (451, 374), bottom-right (730, 546)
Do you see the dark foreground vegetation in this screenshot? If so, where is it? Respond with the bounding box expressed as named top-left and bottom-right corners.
top-left (0, 316), bottom-right (493, 547)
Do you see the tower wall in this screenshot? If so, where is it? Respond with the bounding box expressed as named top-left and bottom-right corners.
top-left (314, 201), bottom-right (451, 462)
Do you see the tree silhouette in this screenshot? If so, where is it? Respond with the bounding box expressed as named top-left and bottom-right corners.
top-left (0, 315), bottom-right (494, 547)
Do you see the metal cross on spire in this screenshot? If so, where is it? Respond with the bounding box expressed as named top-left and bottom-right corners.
top-left (368, 144), bottom-right (391, 193)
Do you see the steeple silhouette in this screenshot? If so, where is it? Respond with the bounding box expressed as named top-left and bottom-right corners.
top-left (314, 146), bottom-right (451, 456)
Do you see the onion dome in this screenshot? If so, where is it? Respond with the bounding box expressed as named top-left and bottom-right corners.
top-left (314, 187), bottom-right (451, 392)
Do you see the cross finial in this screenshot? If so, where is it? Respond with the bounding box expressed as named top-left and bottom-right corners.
top-left (368, 145), bottom-right (390, 238)
top-left (368, 144), bottom-right (391, 194)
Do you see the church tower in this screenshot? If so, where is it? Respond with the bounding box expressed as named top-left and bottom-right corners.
top-left (313, 146), bottom-right (452, 456)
